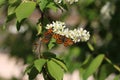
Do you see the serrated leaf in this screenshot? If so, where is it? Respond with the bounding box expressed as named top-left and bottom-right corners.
top-left (34, 59), bottom-right (46, 72)
top-left (47, 60), bottom-right (64, 80)
top-left (37, 0), bottom-right (48, 11)
top-left (51, 58), bottom-right (68, 71)
top-left (83, 54), bottom-right (105, 80)
top-left (48, 38), bottom-right (56, 50)
top-left (15, 1), bottom-right (36, 22)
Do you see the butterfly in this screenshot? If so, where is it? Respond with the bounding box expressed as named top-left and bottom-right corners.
top-left (42, 28), bottom-right (53, 43)
top-left (53, 34), bottom-right (74, 47)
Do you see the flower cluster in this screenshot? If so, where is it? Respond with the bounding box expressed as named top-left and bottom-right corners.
top-left (54, 0), bottom-right (78, 4)
top-left (46, 21), bottom-right (90, 43)
top-left (65, 0), bottom-right (78, 4)
top-left (54, 0), bottom-right (62, 3)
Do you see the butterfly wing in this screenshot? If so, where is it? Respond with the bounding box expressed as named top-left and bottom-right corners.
top-left (42, 29), bottom-right (53, 43)
top-left (64, 38), bottom-right (74, 47)
top-left (47, 28), bottom-right (53, 34)
top-left (56, 35), bottom-right (64, 44)
top-left (53, 34), bottom-right (65, 44)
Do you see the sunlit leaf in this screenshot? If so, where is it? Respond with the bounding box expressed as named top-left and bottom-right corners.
top-left (52, 58), bottom-right (68, 71)
top-left (15, 1), bottom-right (36, 22)
top-left (9, 0), bottom-right (17, 4)
top-left (0, 0), bottom-right (5, 6)
top-left (47, 60), bottom-right (64, 80)
top-left (8, 5), bottom-right (16, 15)
top-left (48, 38), bottom-right (56, 50)
top-left (34, 59), bottom-right (46, 72)
top-left (83, 54), bottom-right (105, 79)
top-left (46, 2), bottom-right (57, 12)
top-left (37, 0), bottom-right (48, 11)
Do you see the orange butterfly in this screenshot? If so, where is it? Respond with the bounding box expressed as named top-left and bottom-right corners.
top-left (42, 28), bottom-right (53, 43)
top-left (53, 34), bottom-right (74, 47)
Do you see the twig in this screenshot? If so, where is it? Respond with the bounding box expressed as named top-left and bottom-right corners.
top-left (105, 57), bottom-right (120, 72)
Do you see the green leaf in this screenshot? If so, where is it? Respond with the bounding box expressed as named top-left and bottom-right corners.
top-left (81, 54), bottom-right (92, 67)
top-left (43, 52), bottom-right (56, 59)
top-left (98, 64), bottom-right (109, 80)
top-left (16, 21), bottom-right (22, 31)
top-left (15, 1), bottom-right (36, 22)
top-left (8, 5), bottom-right (16, 16)
top-left (9, 0), bottom-right (17, 4)
top-left (25, 64), bottom-right (33, 74)
top-left (70, 47), bottom-right (81, 57)
top-left (47, 60), bottom-right (64, 80)
top-left (105, 57), bottom-right (120, 72)
top-left (6, 13), bottom-right (16, 23)
top-left (48, 38), bottom-right (56, 50)
top-left (60, 1), bottom-right (68, 10)
top-left (51, 58), bottom-right (68, 71)
top-left (46, 2), bottom-right (57, 12)
top-left (87, 42), bottom-right (94, 51)
top-left (37, 23), bottom-right (42, 35)
top-left (28, 67), bottom-right (39, 80)
top-left (84, 0), bottom-right (94, 6)
top-left (37, 0), bottom-right (48, 11)
top-left (0, 0), bottom-right (5, 6)
top-left (98, 64), bottom-right (115, 80)
top-left (34, 59), bottom-right (46, 72)
top-left (83, 54), bottom-right (105, 80)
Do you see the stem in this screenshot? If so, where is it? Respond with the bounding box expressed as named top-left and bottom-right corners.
top-left (38, 37), bottom-right (42, 58)
top-left (105, 57), bottom-right (120, 72)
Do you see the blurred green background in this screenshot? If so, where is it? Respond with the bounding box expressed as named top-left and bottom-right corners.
top-left (0, 0), bottom-right (120, 80)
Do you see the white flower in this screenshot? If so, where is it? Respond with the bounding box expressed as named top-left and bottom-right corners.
top-left (54, 0), bottom-right (62, 3)
top-left (65, 0), bottom-right (78, 4)
top-left (54, 0), bottom-right (78, 4)
top-left (52, 21), bottom-right (65, 33)
top-left (46, 24), bottom-right (53, 29)
top-left (45, 21), bottom-right (90, 43)
top-left (63, 28), bottom-right (70, 37)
